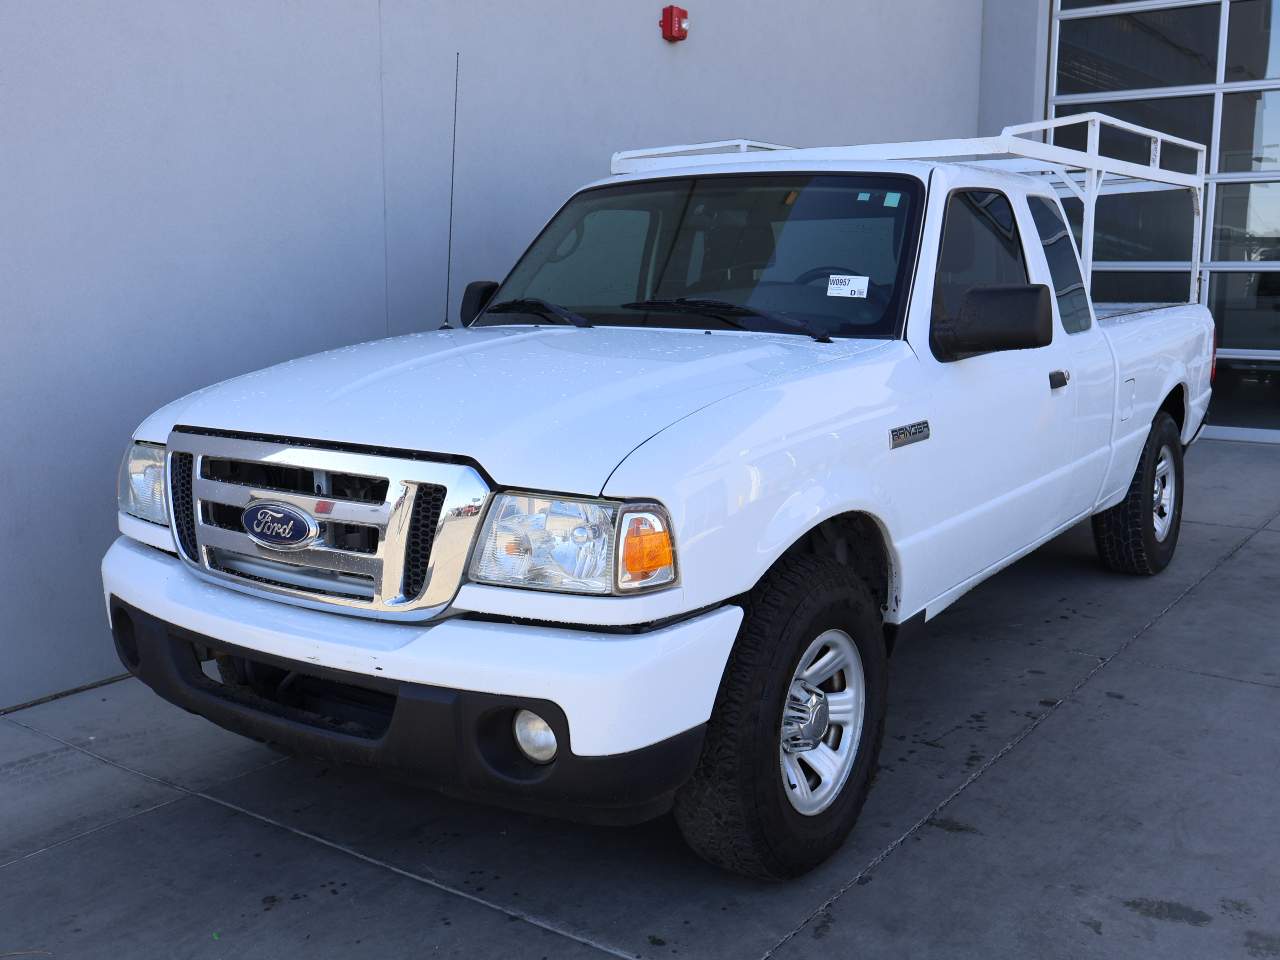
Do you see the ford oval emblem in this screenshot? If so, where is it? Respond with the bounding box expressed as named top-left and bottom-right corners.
top-left (241, 501), bottom-right (319, 551)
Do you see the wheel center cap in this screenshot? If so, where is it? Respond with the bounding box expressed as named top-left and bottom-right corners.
top-left (782, 681), bottom-right (829, 753)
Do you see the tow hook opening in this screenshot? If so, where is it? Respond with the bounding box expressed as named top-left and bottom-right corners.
top-left (210, 652), bottom-right (396, 740)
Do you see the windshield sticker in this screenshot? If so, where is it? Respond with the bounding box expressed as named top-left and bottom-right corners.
top-left (884, 192), bottom-right (901, 208)
top-left (857, 191), bottom-right (871, 202)
top-left (827, 275), bottom-right (869, 299)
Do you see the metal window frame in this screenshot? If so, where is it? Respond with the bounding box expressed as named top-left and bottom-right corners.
top-left (1051, 0), bottom-right (1280, 361)
top-left (1057, 0), bottom-right (1221, 20)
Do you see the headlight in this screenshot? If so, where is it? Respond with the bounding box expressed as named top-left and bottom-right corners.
top-left (117, 442), bottom-right (168, 526)
top-left (470, 493), bottom-right (677, 595)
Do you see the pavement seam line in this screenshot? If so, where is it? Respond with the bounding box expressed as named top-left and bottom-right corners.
top-left (0, 794), bottom-right (187, 872)
top-left (0, 673), bottom-right (131, 717)
top-left (760, 516), bottom-right (1276, 960)
top-left (3, 717), bottom-right (630, 960)
top-left (0, 724), bottom-right (289, 874)
top-left (1126, 656), bottom-right (1280, 690)
top-left (1182, 519), bottom-right (1267, 531)
top-left (189, 793), bottom-right (634, 959)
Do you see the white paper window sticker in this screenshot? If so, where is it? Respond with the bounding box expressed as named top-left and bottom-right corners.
top-left (884, 192), bottom-right (901, 208)
top-left (826, 274), bottom-right (869, 298)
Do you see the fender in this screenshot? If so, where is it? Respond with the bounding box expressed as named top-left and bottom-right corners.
top-left (1101, 370), bottom-right (1189, 505)
top-left (604, 342), bottom-right (924, 622)
top-left (1097, 376), bottom-right (1187, 513)
top-left (758, 481), bottom-right (903, 620)
top-left (1095, 304), bottom-right (1200, 509)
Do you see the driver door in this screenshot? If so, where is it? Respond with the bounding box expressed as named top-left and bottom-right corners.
top-left (905, 180), bottom-right (1078, 610)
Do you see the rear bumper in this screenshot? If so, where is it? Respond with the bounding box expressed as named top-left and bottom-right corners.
top-left (102, 537), bottom-right (743, 823)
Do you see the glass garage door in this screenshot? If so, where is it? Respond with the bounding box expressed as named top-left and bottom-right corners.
top-left (1052, 0), bottom-right (1280, 432)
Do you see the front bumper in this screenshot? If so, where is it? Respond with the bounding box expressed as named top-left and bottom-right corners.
top-left (102, 537), bottom-right (742, 822)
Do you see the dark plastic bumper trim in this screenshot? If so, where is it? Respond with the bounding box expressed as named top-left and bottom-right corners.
top-left (107, 597), bottom-right (705, 825)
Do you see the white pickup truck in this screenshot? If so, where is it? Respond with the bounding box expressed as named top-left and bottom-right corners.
top-left (104, 115), bottom-right (1214, 879)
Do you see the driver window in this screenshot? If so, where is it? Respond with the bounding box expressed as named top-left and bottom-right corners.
top-left (932, 190), bottom-right (1028, 325)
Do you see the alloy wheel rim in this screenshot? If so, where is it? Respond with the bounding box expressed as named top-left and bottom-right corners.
top-left (1152, 445), bottom-right (1176, 542)
top-left (779, 629), bottom-right (866, 816)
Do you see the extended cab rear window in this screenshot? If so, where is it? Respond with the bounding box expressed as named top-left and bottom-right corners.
top-left (477, 174), bottom-right (925, 340)
top-left (1028, 196), bottom-right (1093, 334)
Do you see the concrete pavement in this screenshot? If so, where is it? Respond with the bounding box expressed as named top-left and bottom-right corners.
top-left (2, 439), bottom-right (1278, 959)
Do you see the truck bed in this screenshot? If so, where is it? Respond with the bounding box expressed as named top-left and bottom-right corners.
top-left (1090, 299), bottom-right (1214, 509)
top-left (1092, 302), bottom-right (1181, 321)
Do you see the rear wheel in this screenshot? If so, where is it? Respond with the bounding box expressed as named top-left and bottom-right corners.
top-left (673, 555), bottom-right (887, 879)
top-left (1091, 411), bottom-right (1184, 575)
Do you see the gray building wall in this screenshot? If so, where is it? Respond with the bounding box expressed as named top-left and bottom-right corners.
top-left (978, 0), bottom-right (1051, 136)
top-left (0, 0), bottom-right (1040, 707)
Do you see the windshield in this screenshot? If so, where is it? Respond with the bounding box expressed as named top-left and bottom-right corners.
top-left (474, 174), bottom-right (924, 340)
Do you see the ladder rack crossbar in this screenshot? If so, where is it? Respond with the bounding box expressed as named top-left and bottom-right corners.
top-left (609, 113), bottom-right (1207, 303)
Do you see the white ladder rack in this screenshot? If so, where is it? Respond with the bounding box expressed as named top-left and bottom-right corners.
top-left (610, 114), bottom-right (1207, 302)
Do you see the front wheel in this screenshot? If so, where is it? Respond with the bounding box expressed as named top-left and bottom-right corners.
top-left (673, 555), bottom-right (887, 879)
top-left (1091, 411), bottom-right (1184, 575)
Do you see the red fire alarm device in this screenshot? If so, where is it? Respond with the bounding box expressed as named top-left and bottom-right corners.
top-left (660, 5), bottom-right (689, 42)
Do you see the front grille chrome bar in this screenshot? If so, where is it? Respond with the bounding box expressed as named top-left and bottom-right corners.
top-left (194, 475), bottom-right (389, 527)
top-left (197, 522), bottom-right (384, 579)
top-left (166, 429), bottom-right (490, 620)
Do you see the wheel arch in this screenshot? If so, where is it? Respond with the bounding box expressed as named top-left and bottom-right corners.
top-left (1157, 381), bottom-right (1188, 437)
top-left (1147, 348), bottom-right (1195, 442)
top-left (763, 509), bottom-right (904, 652)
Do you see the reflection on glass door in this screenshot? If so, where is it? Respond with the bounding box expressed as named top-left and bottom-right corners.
top-left (1051, 0), bottom-right (1280, 431)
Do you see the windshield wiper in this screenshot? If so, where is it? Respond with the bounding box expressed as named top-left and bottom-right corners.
top-left (622, 298), bottom-right (748, 332)
top-left (483, 298), bottom-right (592, 328)
top-left (621, 297), bottom-right (832, 344)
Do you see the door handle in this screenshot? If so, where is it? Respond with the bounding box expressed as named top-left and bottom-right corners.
top-left (1049, 370), bottom-right (1071, 390)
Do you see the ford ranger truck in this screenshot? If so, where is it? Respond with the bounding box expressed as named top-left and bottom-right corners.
top-left (103, 115), bottom-right (1215, 879)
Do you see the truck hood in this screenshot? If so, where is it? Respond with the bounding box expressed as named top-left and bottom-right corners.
top-left (139, 326), bottom-right (889, 493)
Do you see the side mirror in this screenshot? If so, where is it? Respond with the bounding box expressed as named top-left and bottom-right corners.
top-left (933, 284), bottom-right (1053, 362)
top-left (460, 280), bottom-right (500, 327)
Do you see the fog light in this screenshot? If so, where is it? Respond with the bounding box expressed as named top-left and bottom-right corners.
top-left (513, 709), bottom-right (557, 764)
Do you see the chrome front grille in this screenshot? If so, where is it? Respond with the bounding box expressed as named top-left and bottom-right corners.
top-left (166, 429), bottom-right (490, 620)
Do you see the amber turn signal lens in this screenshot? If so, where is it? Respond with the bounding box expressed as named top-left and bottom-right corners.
top-left (623, 529), bottom-right (674, 575)
top-left (616, 508), bottom-right (677, 591)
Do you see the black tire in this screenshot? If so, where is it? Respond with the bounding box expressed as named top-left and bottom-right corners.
top-left (1090, 411), bottom-right (1184, 575)
top-left (673, 555), bottom-right (887, 880)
